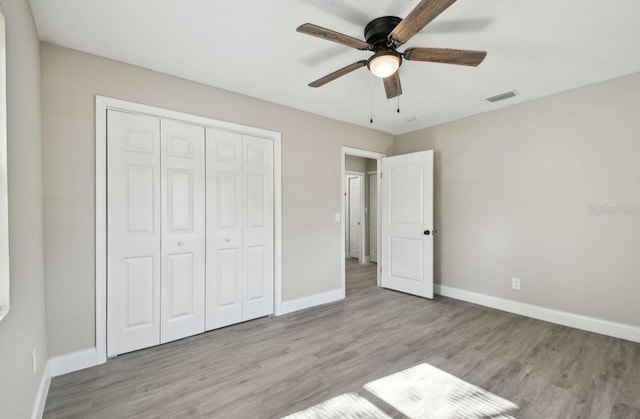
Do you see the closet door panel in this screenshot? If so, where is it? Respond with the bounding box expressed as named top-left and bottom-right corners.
top-left (160, 119), bottom-right (206, 343)
top-left (242, 136), bottom-right (274, 321)
top-left (123, 257), bottom-right (155, 327)
top-left (246, 246), bottom-right (266, 301)
top-left (107, 110), bottom-right (161, 357)
top-left (217, 248), bottom-right (240, 306)
top-left (206, 129), bottom-right (243, 330)
top-left (167, 253), bottom-right (194, 318)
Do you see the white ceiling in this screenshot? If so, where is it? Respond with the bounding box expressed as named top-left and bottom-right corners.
top-left (29, 0), bottom-right (640, 135)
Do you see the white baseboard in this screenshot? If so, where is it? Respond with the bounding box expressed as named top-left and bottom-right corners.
top-left (31, 348), bottom-right (99, 418)
top-left (49, 347), bottom-right (98, 377)
top-left (31, 361), bottom-right (51, 419)
top-left (435, 284), bottom-right (640, 343)
top-left (276, 289), bottom-right (344, 316)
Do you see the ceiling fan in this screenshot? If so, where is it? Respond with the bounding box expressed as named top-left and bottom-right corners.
top-left (296, 0), bottom-right (487, 99)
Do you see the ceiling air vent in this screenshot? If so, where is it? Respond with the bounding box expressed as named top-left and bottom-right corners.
top-left (485, 90), bottom-right (517, 103)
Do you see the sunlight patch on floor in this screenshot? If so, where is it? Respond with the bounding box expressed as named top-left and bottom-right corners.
top-left (364, 363), bottom-right (518, 419)
top-left (281, 393), bottom-right (391, 419)
top-left (281, 363), bottom-right (518, 418)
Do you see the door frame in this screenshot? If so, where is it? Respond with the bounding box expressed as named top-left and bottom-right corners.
top-left (341, 147), bottom-right (385, 294)
top-left (367, 170), bottom-right (378, 263)
top-left (96, 96), bottom-right (283, 364)
top-left (344, 171), bottom-right (365, 262)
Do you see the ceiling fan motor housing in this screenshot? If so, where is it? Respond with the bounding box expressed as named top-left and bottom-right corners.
top-left (364, 16), bottom-right (402, 49)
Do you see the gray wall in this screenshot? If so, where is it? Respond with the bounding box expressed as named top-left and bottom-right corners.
top-left (41, 43), bottom-right (395, 356)
top-left (345, 155), bottom-right (369, 173)
top-left (0, 0), bottom-right (48, 417)
top-left (396, 72), bottom-right (640, 327)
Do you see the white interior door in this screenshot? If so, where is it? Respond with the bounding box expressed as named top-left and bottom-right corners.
top-left (107, 110), bottom-right (161, 357)
top-left (381, 150), bottom-right (434, 298)
top-left (348, 176), bottom-right (362, 259)
top-left (242, 135), bottom-right (274, 321)
top-left (206, 129), bottom-right (243, 330)
top-left (160, 119), bottom-right (206, 343)
top-left (369, 173), bottom-right (378, 263)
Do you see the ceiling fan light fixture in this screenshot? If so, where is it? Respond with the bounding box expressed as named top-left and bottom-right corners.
top-left (368, 51), bottom-right (401, 78)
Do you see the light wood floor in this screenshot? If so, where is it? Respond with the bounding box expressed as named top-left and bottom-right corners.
top-left (44, 260), bottom-right (640, 418)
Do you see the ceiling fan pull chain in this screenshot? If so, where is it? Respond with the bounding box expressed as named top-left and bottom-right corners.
top-left (370, 75), bottom-right (374, 124)
top-left (397, 95), bottom-right (400, 114)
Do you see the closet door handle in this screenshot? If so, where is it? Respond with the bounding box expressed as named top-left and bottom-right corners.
top-left (177, 241), bottom-right (184, 246)
top-left (225, 237), bottom-right (231, 242)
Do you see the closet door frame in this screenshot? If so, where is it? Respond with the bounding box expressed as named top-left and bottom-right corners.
top-left (96, 96), bottom-right (282, 364)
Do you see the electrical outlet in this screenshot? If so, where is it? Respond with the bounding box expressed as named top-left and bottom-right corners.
top-left (32, 347), bottom-right (37, 375)
top-left (334, 213), bottom-right (341, 223)
top-left (512, 278), bottom-right (521, 291)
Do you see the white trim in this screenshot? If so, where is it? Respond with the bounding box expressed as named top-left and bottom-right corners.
top-left (342, 147), bottom-right (387, 160)
top-left (31, 361), bottom-right (51, 419)
top-left (341, 147), bottom-right (385, 295)
top-left (49, 348), bottom-right (98, 377)
top-left (95, 97), bottom-right (107, 364)
top-left (277, 289), bottom-right (344, 316)
top-left (361, 256), bottom-right (370, 265)
top-left (0, 9), bottom-right (9, 323)
top-left (95, 95), bottom-right (283, 364)
top-left (376, 160), bottom-right (381, 287)
top-left (367, 171), bottom-right (378, 265)
top-left (273, 133), bottom-right (283, 318)
top-left (435, 284), bottom-right (640, 343)
top-left (344, 175), bottom-right (350, 259)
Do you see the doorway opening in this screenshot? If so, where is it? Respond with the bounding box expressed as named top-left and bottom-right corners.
top-left (345, 171), bottom-right (365, 262)
top-left (341, 147), bottom-right (385, 296)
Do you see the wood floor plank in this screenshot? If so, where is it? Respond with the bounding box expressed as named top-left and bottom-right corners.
top-left (44, 259), bottom-right (640, 418)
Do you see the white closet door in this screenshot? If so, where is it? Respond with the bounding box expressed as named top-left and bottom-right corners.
top-left (205, 129), bottom-right (243, 330)
top-left (242, 135), bottom-right (274, 321)
top-left (107, 110), bottom-right (161, 357)
top-left (160, 119), bottom-right (205, 343)
top-left (369, 173), bottom-right (378, 263)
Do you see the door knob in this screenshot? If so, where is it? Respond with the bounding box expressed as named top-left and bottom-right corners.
top-left (225, 237), bottom-right (231, 242)
top-left (424, 230), bottom-right (430, 236)
top-left (177, 241), bottom-right (184, 246)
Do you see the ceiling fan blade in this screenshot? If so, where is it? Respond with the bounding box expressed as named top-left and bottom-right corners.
top-left (390, 0), bottom-right (458, 45)
top-left (297, 23), bottom-right (372, 51)
top-left (383, 72), bottom-right (403, 99)
top-left (404, 47), bottom-right (487, 66)
top-left (309, 60), bottom-right (368, 88)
